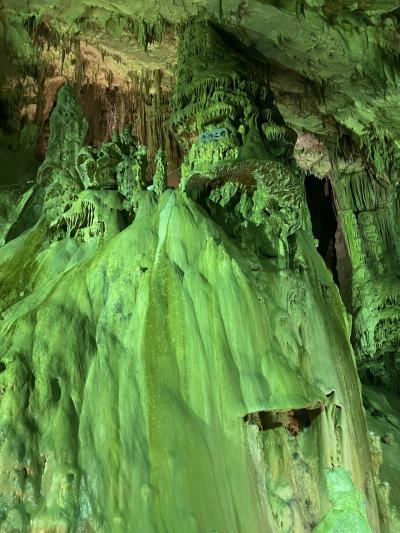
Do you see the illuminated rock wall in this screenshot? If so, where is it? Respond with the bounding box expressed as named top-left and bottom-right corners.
top-left (0, 20), bottom-right (397, 533)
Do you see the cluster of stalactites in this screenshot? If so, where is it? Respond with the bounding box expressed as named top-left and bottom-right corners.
top-left (77, 125), bottom-right (147, 195)
top-left (77, 126), bottom-right (167, 205)
top-left (44, 128), bottom-right (168, 244)
top-left (170, 21), bottom-right (296, 161)
top-left (168, 21), bottom-right (304, 267)
top-left (36, 83), bottom-right (169, 246)
top-left (332, 152), bottom-right (400, 387)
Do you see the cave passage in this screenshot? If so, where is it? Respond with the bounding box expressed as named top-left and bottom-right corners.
top-left (0, 99), bottom-right (13, 135)
top-left (305, 174), bottom-right (339, 285)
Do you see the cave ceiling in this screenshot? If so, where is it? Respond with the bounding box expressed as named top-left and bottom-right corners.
top-left (1, 0), bottom-right (400, 171)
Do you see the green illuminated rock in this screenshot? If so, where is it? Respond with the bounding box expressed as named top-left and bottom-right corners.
top-left (0, 178), bottom-right (380, 531)
top-left (314, 468), bottom-right (372, 533)
top-left (0, 15), bottom-right (399, 533)
top-left (332, 153), bottom-right (400, 387)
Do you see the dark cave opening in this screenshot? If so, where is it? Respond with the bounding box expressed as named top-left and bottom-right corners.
top-left (305, 174), bottom-right (339, 285)
top-left (0, 99), bottom-right (13, 135)
top-left (244, 406), bottom-right (322, 436)
top-left (50, 377), bottom-right (61, 402)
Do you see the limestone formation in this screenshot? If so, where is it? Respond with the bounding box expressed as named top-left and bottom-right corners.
top-left (332, 146), bottom-right (400, 387)
top-left (1, 4), bottom-right (400, 533)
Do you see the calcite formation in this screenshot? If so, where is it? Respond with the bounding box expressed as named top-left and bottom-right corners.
top-left (332, 141), bottom-right (400, 387)
top-left (1, 12), bottom-right (400, 533)
top-left (171, 22), bottom-right (303, 264)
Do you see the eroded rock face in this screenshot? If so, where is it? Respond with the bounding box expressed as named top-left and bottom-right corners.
top-left (0, 22), bottom-right (396, 533)
top-left (332, 156), bottom-right (400, 387)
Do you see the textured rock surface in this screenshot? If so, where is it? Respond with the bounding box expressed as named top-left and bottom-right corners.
top-left (314, 468), bottom-right (372, 533)
top-left (1, 4), bottom-right (400, 532)
top-left (332, 157), bottom-right (400, 386)
top-left (0, 177), bottom-right (381, 530)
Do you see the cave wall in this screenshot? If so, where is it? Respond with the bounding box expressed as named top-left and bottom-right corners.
top-left (1, 3), bottom-right (400, 532)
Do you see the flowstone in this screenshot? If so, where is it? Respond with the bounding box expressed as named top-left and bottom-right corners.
top-left (169, 21), bottom-right (391, 531)
top-left (0, 20), bottom-right (393, 533)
